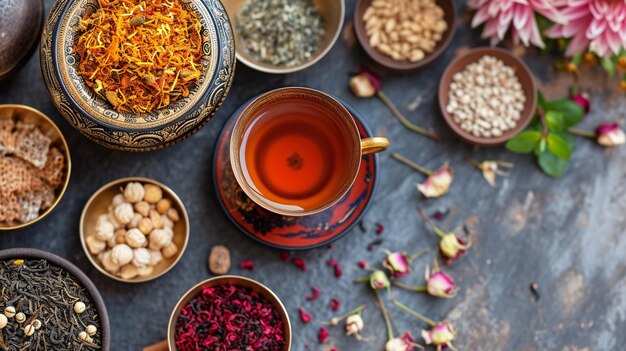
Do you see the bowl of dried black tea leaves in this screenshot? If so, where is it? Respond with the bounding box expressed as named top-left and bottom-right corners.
top-left (224, 0), bottom-right (344, 74)
top-left (0, 248), bottom-right (110, 351)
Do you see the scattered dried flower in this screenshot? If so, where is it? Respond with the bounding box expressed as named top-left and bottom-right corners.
top-left (318, 326), bottom-right (329, 343)
top-left (239, 260), bottom-right (254, 270)
top-left (393, 300), bottom-right (456, 351)
top-left (382, 251), bottom-right (411, 278)
top-left (570, 123), bottom-right (626, 147)
top-left (385, 331), bottom-right (416, 351)
top-left (417, 207), bottom-right (471, 264)
top-left (327, 259), bottom-right (338, 266)
top-left (293, 258), bottom-right (308, 272)
top-left (392, 153), bottom-right (453, 198)
top-left (376, 223), bottom-right (385, 235)
top-left (334, 265), bottom-right (343, 278)
top-left (356, 270), bottom-right (391, 292)
top-left (358, 261), bottom-right (368, 269)
top-left (468, 159), bottom-right (514, 187)
top-left (571, 93), bottom-right (590, 114)
top-left (350, 70), bottom-right (440, 140)
top-left (306, 287), bottom-right (321, 301)
top-left (331, 298), bottom-right (341, 312)
top-left (298, 308), bottom-right (312, 323)
top-left (279, 252), bottom-right (291, 262)
top-left (425, 262), bottom-right (458, 299)
top-left (345, 314), bottom-right (365, 340)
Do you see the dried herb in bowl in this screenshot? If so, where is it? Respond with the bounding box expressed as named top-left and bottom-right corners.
top-left (236, 0), bottom-right (325, 67)
top-left (175, 285), bottom-right (285, 350)
top-left (0, 259), bottom-right (102, 350)
top-left (74, 0), bottom-right (204, 114)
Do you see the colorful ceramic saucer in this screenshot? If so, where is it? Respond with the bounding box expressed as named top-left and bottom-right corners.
top-left (213, 97), bottom-right (380, 250)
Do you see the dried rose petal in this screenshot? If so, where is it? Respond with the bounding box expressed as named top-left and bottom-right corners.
top-left (318, 327), bottom-right (329, 343)
top-left (293, 258), bottom-right (307, 272)
top-left (279, 252), bottom-right (291, 262)
top-left (299, 308), bottom-right (312, 323)
top-left (326, 259), bottom-right (338, 266)
top-left (334, 265), bottom-right (343, 278)
top-left (358, 261), bottom-right (367, 269)
top-left (239, 260), bottom-right (254, 270)
top-left (330, 298), bottom-right (341, 312)
top-left (305, 287), bottom-right (320, 301)
top-left (375, 223), bottom-right (385, 235)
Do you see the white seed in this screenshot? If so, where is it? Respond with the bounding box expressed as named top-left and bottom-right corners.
top-left (0, 314), bottom-right (7, 329)
top-left (15, 312), bottom-right (26, 323)
top-left (24, 324), bottom-right (35, 336)
top-left (32, 319), bottom-right (42, 330)
top-left (74, 301), bottom-right (86, 314)
top-left (86, 325), bottom-right (97, 336)
top-left (4, 307), bottom-right (15, 318)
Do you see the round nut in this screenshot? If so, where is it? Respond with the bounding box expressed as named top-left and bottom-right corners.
top-left (150, 210), bottom-right (164, 229)
top-left (32, 319), bottom-right (42, 330)
top-left (0, 314), bottom-right (7, 329)
top-left (161, 243), bottom-right (178, 259)
top-left (143, 184), bottom-right (163, 204)
top-left (167, 208), bottom-right (180, 222)
top-left (134, 201), bottom-right (150, 217)
top-left (138, 218), bottom-right (154, 235)
top-left (156, 199), bottom-right (171, 214)
top-left (86, 325), bottom-right (97, 336)
top-left (78, 331), bottom-right (89, 341)
top-left (74, 301), bottom-right (86, 314)
top-left (208, 245), bottom-right (231, 275)
top-left (4, 307), bottom-right (16, 318)
top-left (24, 324), bottom-right (35, 336)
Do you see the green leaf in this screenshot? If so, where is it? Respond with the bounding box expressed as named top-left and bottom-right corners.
top-left (556, 131), bottom-right (576, 149)
top-left (538, 152), bottom-right (569, 178)
top-left (534, 138), bottom-right (547, 155)
top-left (545, 111), bottom-right (564, 132)
top-left (602, 57), bottom-right (616, 79)
top-left (572, 53), bottom-right (583, 66)
top-left (544, 99), bottom-right (584, 127)
top-left (547, 133), bottom-right (572, 159)
top-left (506, 131), bottom-right (542, 154)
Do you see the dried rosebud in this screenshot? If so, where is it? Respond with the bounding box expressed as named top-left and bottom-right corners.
top-left (382, 252), bottom-right (411, 278)
top-left (571, 93), bottom-right (590, 114)
top-left (417, 164), bottom-right (453, 198)
top-left (345, 314), bottom-right (364, 339)
top-left (474, 160), bottom-right (513, 187)
top-left (370, 270), bottom-right (391, 291)
top-left (439, 233), bottom-right (471, 265)
top-left (385, 331), bottom-right (415, 351)
top-left (318, 326), bottom-right (329, 343)
top-left (596, 123), bottom-right (625, 147)
top-left (426, 265), bottom-right (457, 299)
top-left (421, 322), bottom-right (456, 350)
top-left (349, 70), bottom-right (381, 98)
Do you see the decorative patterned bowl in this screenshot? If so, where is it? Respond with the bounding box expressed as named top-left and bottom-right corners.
top-left (0, 0), bottom-right (44, 80)
top-left (40, 0), bottom-right (236, 151)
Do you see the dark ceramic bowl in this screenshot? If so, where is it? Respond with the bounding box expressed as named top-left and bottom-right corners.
top-left (438, 47), bottom-right (537, 146)
top-left (354, 0), bottom-right (456, 71)
top-left (0, 248), bottom-right (111, 351)
top-left (0, 0), bottom-right (44, 80)
top-left (40, 0), bottom-right (235, 151)
top-left (168, 275), bottom-right (292, 351)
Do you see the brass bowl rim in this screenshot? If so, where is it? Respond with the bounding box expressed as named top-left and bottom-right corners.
top-left (167, 275), bottom-right (292, 351)
top-left (79, 176), bottom-right (190, 283)
top-left (228, 86), bottom-right (363, 217)
top-left (231, 0), bottom-right (345, 74)
top-left (0, 104), bottom-right (72, 231)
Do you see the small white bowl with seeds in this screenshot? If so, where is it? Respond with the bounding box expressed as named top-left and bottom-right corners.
top-left (439, 47), bottom-right (537, 146)
top-left (80, 177), bottom-right (189, 283)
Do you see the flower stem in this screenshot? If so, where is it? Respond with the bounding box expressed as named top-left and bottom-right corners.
top-left (354, 277), bottom-right (370, 284)
top-left (392, 300), bottom-right (437, 327)
top-left (391, 153), bottom-right (432, 176)
top-left (325, 304), bottom-right (367, 325)
top-left (393, 281), bottom-right (428, 292)
top-left (411, 248), bottom-right (429, 261)
top-left (467, 158), bottom-right (482, 170)
top-left (415, 207), bottom-right (446, 238)
top-left (377, 91), bottom-right (441, 141)
top-left (568, 127), bottom-right (596, 138)
top-left (376, 290), bottom-right (394, 342)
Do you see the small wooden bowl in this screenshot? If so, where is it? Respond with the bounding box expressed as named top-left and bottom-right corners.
top-left (0, 248), bottom-right (111, 351)
top-left (438, 47), bottom-right (537, 146)
top-left (0, 105), bottom-right (71, 231)
top-left (80, 177), bottom-right (189, 283)
top-left (354, 0), bottom-right (456, 71)
top-left (223, 0), bottom-right (344, 74)
top-left (168, 275), bottom-right (292, 351)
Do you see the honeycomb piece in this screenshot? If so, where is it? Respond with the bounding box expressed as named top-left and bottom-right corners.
top-left (39, 147), bottom-right (65, 188)
top-left (13, 122), bottom-right (50, 169)
top-left (0, 119), bottom-right (16, 155)
top-left (0, 157), bottom-right (48, 195)
top-left (0, 191), bottom-right (20, 224)
top-left (17, 191), bottom-right (44, 223)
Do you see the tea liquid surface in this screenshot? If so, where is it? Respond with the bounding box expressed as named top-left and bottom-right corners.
top-left (239, 99), bottom-right (355, 212)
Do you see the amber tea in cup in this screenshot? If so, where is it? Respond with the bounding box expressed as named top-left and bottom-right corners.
top-left (230, 87), bottom-right (389, 216)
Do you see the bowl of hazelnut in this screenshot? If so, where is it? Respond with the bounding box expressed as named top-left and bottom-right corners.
top-left (80, 177), bottom-right (189, 283)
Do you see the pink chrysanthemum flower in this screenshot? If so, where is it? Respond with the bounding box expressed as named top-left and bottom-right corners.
top-left (547, 0), bottom-right (626, 58)
top-left (469, 0), bottom-right (566, 48)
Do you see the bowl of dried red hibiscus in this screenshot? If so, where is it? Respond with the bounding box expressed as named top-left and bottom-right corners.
top-left (41, 0), bottom-right (235, 151)
top-left (168, 275), bottom-right (292, 351)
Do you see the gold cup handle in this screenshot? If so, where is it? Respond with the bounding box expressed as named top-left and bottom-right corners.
top-left (361, 137), bottom-right (390, 156)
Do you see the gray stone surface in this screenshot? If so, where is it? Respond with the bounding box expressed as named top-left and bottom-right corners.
top-left (1, 1), bottom-right (626, 350)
